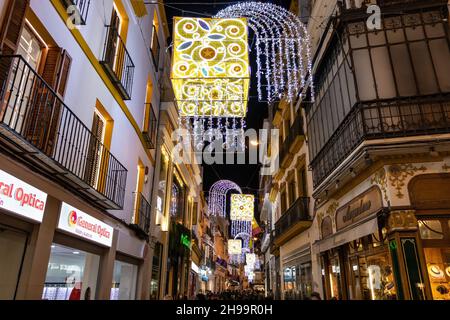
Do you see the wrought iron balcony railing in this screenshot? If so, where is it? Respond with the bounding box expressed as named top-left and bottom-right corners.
top-left (0, 55), bottom-right (127, 209)
top-left (131, 192), bottom-right (151, 237)
top-left (142, 103), bottom-right (157, 149)
top-left (310, 94), bottom-right (450, 187)
top-left (274, 197), bottom-right (310, 239)
top-left (150, 24), bottom-right (160, 70)
top-left (100, 26), bottom-right (135, 100)
top-left (61, 0), bottom-right (91, 25)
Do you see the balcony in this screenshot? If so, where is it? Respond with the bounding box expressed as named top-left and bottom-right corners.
top-left (279, 114), bottom-right (304, 169)
top-left (61, 0), bottom-right (91, 25)
top-left (142, 103), bottom-right (157, 149)
top-left (272, 197), bottom-right (311, 247)
top-left (311, 94), bottom-right (450, 187)
top-left (100, 26), bottom-right (135, 100)
top-left (130, 192), bottom-right (151, 239)
top-left (0, 55), bottom-right (127, 209)
top-left (150, 24), bottom-right (160, 70)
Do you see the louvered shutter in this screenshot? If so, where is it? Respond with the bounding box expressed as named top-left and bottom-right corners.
top-left (0, 0), bottom-right (29, 54)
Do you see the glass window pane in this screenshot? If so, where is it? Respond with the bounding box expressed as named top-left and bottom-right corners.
top-left (418, 220), bottom-right (444, 240)
top-left (111, 260), bottom-right (138, 300)
top-left (43, 244), bottom-right (100, 300)
top-left (371, 47), bottom-right (397, 99)
top-left (353, 49), bottom-right (377, 100)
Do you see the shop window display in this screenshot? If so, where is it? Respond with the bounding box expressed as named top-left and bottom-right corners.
top-left (110, 260), bottom-right (138, 300)
top-left (43, 244), bottom-right (100, 300)
top-left (419, 218), bottom-right (450, 300)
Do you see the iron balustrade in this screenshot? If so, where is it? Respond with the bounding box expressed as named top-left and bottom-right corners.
top-left (310, 94), bottom-right (450, 187)
top-left (279, 114), bottom-right (304, 164)
top-left (100, 25), bottom-right (135, 100)
top-left (132, 192), bottom-right (151, 236)
top-left (61, 0), bottom-right (91, 25)
top-left (151, 24), bottom-right (160, 70)
top-left (274, 197), bottom-right (310, 239)
top-left (142, 103), bottom-right (157, 149)
top-left (0, 55), bottom-right (127, 209)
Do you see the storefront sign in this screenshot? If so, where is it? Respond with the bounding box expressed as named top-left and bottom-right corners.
top-left (58, 202), bottom-right (113, 247)
top-left (0, 169), bottom-right (47, 222)
top-left (181, 233), bottom-right (191, 248)
top-left (335, 187), bottom-right (382, 231)
top-left (191, 262), bottom-right (199, 273)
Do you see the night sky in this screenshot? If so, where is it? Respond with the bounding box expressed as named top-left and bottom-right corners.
top-left (163, 0), bottom-right (291, 205)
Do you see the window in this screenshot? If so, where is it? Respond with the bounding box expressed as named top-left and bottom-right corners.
top-left (418, 220), bottom-right (444, 240)
top-left (151, 11), bottom-right (160, 70)
top-left (150, 242), bottom-right (163, 299)
top-left (156, 153), bottom-right (169, 226)
top-left (85, 110), bottom-right (106, 188)
top-left (297, 166), bottom-right (307, 197)
top-left (110, 260), bottom-right (138, 300)
top-left (43, 244), bottom-right (100, 300)
top-left (288, 177), bottom-right (296, 206)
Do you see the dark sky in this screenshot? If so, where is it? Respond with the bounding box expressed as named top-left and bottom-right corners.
top-left (163, 0), bottom-right (291, 199)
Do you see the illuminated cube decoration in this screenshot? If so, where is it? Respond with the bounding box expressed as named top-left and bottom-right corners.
top-left (230, 194), bottom-right (254, 221)
top-left (171, 17), bottom-right (250, 118)
top-left (246, 253), bottom-right (256, 267)
top-left (228, 239), bottom-right (242, 255)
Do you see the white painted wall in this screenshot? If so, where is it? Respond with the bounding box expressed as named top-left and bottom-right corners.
top-left (28, 0), bottom-right (167, 222)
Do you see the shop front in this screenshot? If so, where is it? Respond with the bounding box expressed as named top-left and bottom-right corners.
top-left (407, 173), bottom-right (450, 300)
top-left (0, 168), bottom-right (48, 299)
top-left (282, 245), bottom-right (313, 300)
top-left (314, 186), bottom-right (399, 300)
top-left (42, 202), bottom-right (114, 300)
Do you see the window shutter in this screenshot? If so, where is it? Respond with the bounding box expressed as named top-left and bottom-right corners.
top-left (41, 47), bottom-right (63, 89)
top-left (84, 113), bottom-right (105, 187)
top-left (55, 50), bottom-right (72, 98)
top-left (0, 0), bottom-right (29, 54)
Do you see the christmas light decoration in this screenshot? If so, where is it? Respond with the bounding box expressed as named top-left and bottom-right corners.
top-left (215, 2), bottom-right (314, 103)
top-left (230, 194), bottom-right (254, 221)
top-left (230, 194), bottom-right (254, 242)
top-left (208, 180), bottom-right (242, 217)
top-left (246, 253), bottom-right (256, 267)
top-left (228, 239), bottom-right (242, 255)
top-left (171, 17), bottom-right (250, 151)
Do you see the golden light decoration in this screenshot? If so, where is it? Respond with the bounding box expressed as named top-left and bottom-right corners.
top-left (230, 194), bottom-right (254, 221)
top-left (171, 17), bottom-right (250, 118)
top-left (228, 239), bottom-right (242, 255)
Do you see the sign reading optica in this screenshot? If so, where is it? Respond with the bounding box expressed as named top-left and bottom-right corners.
top-left (58, 202), bottom-right (113, 247)
top-left (0, 169), bottom-right (47, 222)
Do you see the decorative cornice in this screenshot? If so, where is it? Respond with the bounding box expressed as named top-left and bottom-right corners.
top-left (388, 164), bottom-right (427, 198)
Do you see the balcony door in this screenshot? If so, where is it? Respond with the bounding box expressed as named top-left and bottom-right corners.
top-left (105, 5), bottom-right (122, 79)
top-left (4, 24), bottom-right (44, 134)
top-left (84, 110), bottom-right (106, 188)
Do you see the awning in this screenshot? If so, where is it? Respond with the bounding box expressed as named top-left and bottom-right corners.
top-left (312, 215), bottom-right (379, 254)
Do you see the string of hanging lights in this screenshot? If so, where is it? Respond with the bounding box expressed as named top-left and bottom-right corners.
top-left (214, 1), bottom-right (314, 103)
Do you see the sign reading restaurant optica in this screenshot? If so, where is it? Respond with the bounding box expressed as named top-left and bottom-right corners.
top-left (58, 202), bottom-right (113, 247)
top-left (0, 169), bottom-right (47, 222)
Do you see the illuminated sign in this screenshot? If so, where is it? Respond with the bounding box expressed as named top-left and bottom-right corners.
top-left (171, 17), bottom-right (250, 117)
top-left (228, 239), bottom-right (242, 255)
top-left (58, 202), bottom-right (113, 247)
top-left (0, 169), bottom-right (47, 222)
top-left (181, 233), bottom-right (191, 248)
top-left (230, 194), bottom-right (254, 221)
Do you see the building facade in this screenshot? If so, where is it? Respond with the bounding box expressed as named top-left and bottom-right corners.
top-left (262, 0), bottom-right (450, 300)
top-left (0, 0), bottom-right (168, 300)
